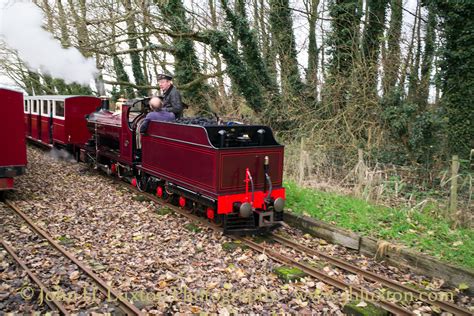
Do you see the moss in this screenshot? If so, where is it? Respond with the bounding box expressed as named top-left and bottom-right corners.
top-left (305, 260), bottom-right (326, 270)
top-left (57, 235), bottom-right (74, 246)
top-left (184, 223), bottom-right (202, 233)
top-left (252, 235), bottom-right (275, 244)
top-left (222, 241), bottom-right (249, 252)
top-left (342, 300), bottom-right (389, 316)
top-left (156, 207), bottom-right (172, 216)
top-left (273, 266), bottom-right (307, 282)
top-left (132, 195), bottom-right (149, 202)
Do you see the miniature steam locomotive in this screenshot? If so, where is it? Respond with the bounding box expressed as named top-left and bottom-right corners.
top-left (25, 96), bottom-right (286, 234)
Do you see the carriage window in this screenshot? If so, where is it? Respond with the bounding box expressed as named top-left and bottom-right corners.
top-left (32, 100), bottom-right (38, 113)
top-left (24, 101), bottom-right (28, 112)
top-left (42, 100), bottom-right (49, 115)
top-left (55, 101), bottom-right (65, 117)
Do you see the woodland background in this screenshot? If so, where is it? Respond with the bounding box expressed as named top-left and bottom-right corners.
top-left (0, 0), bottom-right (472, 225)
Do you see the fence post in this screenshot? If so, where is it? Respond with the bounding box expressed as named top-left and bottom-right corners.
top-left (298, 138), bottom-right (305, 185)
top-left (449, 155), bottom-right (459, 222)
top-left (356, 148), bottom-right (365, 197)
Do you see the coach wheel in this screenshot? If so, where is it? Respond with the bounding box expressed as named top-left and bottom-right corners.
top-left (213, 214), bottom-right (224, 227)
top-left (136, 174), bottom-right (148, 192)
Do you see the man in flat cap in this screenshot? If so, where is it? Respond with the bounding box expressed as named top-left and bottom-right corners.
top-left (157, 74), bottom-right (184, 118)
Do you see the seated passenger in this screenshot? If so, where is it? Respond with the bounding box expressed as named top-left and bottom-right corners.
top-left (140, 96), bottom-right (175, 134)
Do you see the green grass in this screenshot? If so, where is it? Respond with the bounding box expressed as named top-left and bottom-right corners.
top-left (285, 181), bottom-right (474, 270)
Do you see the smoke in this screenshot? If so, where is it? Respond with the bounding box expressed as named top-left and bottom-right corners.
top-left (0, 1), bottom-right (97, 86)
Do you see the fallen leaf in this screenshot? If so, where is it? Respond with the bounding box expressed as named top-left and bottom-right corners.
top-left (356, 300), bottom-right (367, 307)
top-left (458, 283), bottom-right (469, 291)
top-left (69, 271), bottom-right (80, 281)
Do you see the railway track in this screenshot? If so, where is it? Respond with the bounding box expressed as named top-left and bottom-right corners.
top-left (0, 199), bottom-right (143, 316)
top-left (8, 145), bottom-right (472, 315)
top-left (126, 181), bottom-right (472, 316)
top-left (271, 234), bottom-right (472, 316)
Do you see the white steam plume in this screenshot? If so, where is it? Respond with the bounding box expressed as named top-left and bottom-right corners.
top-left (0, 1), bottom-right (97, 86)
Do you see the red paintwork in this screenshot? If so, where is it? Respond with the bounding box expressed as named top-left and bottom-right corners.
top-left (65, 97), bottom-right (101, 145)
top-left (25, 96), bottom-right (100, 146)
top-left (156, 186), bottom-right (163, 197)
top-left (31, 114), bottom-right (40, 140)
top-left (217, 188), bottom-right (285, 214)
top-left (119, 105), bottom-right (134, 163)
top-left (52, 117), bottom-right (66, 144)
top-left (0, 88), bottom-right (27, 189)
top-left (87, 110), bottom-right (121, 139)
top-left (0, 178), bottom-right (14, 190)
top-left (40, 116), bottom-right (51, 144)
top-left (141, 122), bottom-right (284, 198)
top-left (24, 100), bottom-right (31, 136)
top-left (207, 208), bottom-right (215, 220)
top-left (140, 121), bottom-right (286, 215)
top-left (179, 196), bottom-right (186, 207)
top-left (85, 105), bottom-right (135, 165)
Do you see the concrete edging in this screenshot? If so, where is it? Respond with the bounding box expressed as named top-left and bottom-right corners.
top-left (284, 212), bottom-right (474, 294)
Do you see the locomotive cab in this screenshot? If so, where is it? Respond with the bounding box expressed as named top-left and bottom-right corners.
top-left (83, 98), bottom-right (149, 179)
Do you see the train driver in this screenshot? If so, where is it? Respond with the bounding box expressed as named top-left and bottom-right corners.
top-left (157, 73), bottom-right (184, 119)
top-left (140, 97), bottom-right (175, 134)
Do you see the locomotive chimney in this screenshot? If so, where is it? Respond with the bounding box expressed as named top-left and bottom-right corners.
top-left (257, 129), bottom-right (265, 145)
top-left (100, 96), bottom-right (110, 111)
top-left (218, 129), bottom-right (226, 148)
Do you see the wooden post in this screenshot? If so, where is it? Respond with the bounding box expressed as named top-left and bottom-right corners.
top-left (356, 149), bottom-right (365, 197)
top-left (449, 155), bottom-right (459, 221)
top-left (298, 138), bottom-right (305, 185)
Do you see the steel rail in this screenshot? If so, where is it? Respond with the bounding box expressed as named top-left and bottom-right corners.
top-left (1, 240), bottom-right (69, 315)
top-left (3, 200), bottom-right (144, 316)
top-left (272, 234), bottom-right (473, 316)
top-left (129, 187), bottom-right (412, 315)
top-left (27, 146), bottom-right (473, 315)
top-left (240, 237), bottom-right (413, 315)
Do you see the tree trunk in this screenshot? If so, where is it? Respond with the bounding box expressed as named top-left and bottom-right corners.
top-left (324, 0), bottom-right (361, 112)
top-left (122, 0), bottom-right (148, 97)
top-left (269, 0), bottom-right (305, 98)
top-left (361, 0), bottom-right (388, 97)
top-left (156, 0), bottom-right (211, 113)
top-left (382, 0), bottom-right (402, 95)
top-left (418, 5), bottom-right (436, 108)
top-left (306, 0), bottom-right (320, 101)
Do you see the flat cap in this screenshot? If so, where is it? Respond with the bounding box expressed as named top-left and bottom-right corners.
top-left (157, 73), bottom-right (173, 80)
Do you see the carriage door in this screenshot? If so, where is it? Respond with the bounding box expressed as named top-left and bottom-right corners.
top-left (48, 101), bottom-right (53, 142)
top-left (37, 99), bottom-right (42, 141)
top-left (24, 100), bottom-right (31, 136)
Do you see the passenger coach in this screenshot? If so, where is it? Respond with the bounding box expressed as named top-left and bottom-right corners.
top-left (24, 95), bottom-right (101, 154)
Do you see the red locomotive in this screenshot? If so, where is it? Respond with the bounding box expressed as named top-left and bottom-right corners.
top-left (83, 98), bottom-right (285, 234)
top-left (0, 88), bottom-right (27, 192)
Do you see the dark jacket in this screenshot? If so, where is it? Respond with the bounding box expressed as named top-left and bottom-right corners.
top-left (140, 110), bottom-right (175, 133)
top-left (161, 85), bottom-right (183, 118)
